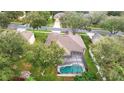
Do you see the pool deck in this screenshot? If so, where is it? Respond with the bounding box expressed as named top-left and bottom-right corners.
top-left (57, 53), bottom-right (86, 77)
top-left (57, 73), bottom-right (82, 77)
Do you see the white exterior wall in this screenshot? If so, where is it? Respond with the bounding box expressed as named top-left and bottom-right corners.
top-left (17, 28), bottom-right (26, 32)
top-left (28, 34), bottom-right (35, 44)
top-left (52, 18), bottom-right (61, 33)
top-left (87, 32), bottom-right (95, 39)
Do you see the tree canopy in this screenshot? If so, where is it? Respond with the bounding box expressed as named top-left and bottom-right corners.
top-left (107, 11), bottom-right (121, 16)
top-left (60, 12), bottom-right (91, 32)
top-left (0, 29), bottom-right (28, 80)
top-left (26, 42), bottom-right (64, 68)
top-left (0, 12), bottom-right (10, 28)
top-left (24, 11), bottom-right (50, 29)
top-left (26, 42), bottom-right (64, 80)
top-left (4, 11), bottom-right (24, 21)
top-left (100, 16), bottom-right (124, 34)
top-left (91, 36), bottom-right (124, 80)
top-left (0, 30), bottom-right (28, 61)
top-left (88, 11), bottom-right (107, 25)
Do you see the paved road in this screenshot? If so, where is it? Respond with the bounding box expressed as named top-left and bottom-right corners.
top-left (85, 29), bottom-right (124, 36)
top-left (90, 29), bottom-right (110, 36)
top-left (9, 22), bottom-right (124, 36)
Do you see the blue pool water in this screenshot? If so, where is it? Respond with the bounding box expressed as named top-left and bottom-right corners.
top-left (60, 64), bottom-right (83, 74)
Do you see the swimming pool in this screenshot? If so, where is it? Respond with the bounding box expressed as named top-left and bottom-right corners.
top-left (59, 64), bottom-right (83, 74)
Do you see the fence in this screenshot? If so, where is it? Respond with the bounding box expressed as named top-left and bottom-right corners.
top-left (89, 49), bottom-right (106, 81)
top-left (26, 25), bottom-right (88, 33)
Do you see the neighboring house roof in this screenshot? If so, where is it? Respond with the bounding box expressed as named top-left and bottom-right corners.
top-left (8, 23), bottom-right (27, 31)
top-left (116, 31), bottom-right (124, 36)
top-left (8, 24), bottom-right (18, 30)
top-left (20, 31), bottom-right (34, 41)
top-left (92, 33), bottom-right (102, 40)
top-left (54, 12), bottom-right (65, 19)
top-left (88, 32), bottom-right (103, 44)
top-left (7, 24), bottom-right (35, 44)
top-left (46, 32), bottom-right (86, 55)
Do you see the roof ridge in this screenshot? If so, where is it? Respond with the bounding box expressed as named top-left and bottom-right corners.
top-left (67, 34), bottom-right (83, 50)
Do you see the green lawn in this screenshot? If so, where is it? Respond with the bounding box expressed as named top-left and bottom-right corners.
top-left (80, 34), bottom-right (101, 80)
top-left (29, 30), bottom-right (51, 43)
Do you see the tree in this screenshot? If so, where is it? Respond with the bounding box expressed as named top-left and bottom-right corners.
top-left (60, 12), bottom-right (91, 33)
top-left (0, 30), bottom-right (28, 61)
top-left (38, 11), bottom-right (50, 21)
top-left (0, 67), bottom-right (14, 81)
top-left (107, 11), bottom-right (121, 16)
top-left (4, 11), bottom-right (24, 21)
top-left (89, 11), bottom-right (107, 25)
top-left (74, 72), bottom-right (97, 81)
top-left (27, 42), bottom-right (64, 68)
top-left (0, 29), bottom-right (28, 80)
top-left (100, 16), bottom-right (124, 34)
top-left (24, 11), bottom-right (50, 29)
top-left (26, 42), bottom-right (64, 80)
top-left (91, 36), bottom-right (124, 80)
top-left (0, 12), bottom-right (10, 28)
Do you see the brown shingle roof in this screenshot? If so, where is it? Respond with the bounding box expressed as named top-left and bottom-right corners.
top-left (46, 32), bottom-right (86, 55)
top-left (20, 31), bottom-right (33, 41)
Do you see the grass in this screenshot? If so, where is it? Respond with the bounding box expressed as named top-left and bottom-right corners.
top-left (80, 33), bottom-right (101, 80)
top-left (30, 30), bottom-right (51, 33)
top-left (29, 30), bottom-right (51, 43)
top-left (80, 34), bottom-right (91, 48)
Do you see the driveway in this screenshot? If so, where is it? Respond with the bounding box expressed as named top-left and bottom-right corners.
top-left (52, 18), bottom-right (61, 33)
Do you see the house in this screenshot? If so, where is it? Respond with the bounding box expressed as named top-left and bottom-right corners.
top-left (87, 32), bottom-right (103, 44)
top-left (20, 31), bottom-right (35, 44)
top-left (16, 25), bottom-right (26, 32)
top-left (8, 23), bottom-right (35, 44)
top-left (46, 32), bottom-right (87, 75)
top-left (54, 12), bottom-right (65, 19)
top-left (46, 32), bottom-right (86, 55)
top-left (8, 23), bottom-right (27, 32)
top-left (7, 23), bottom-right (18, 30)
